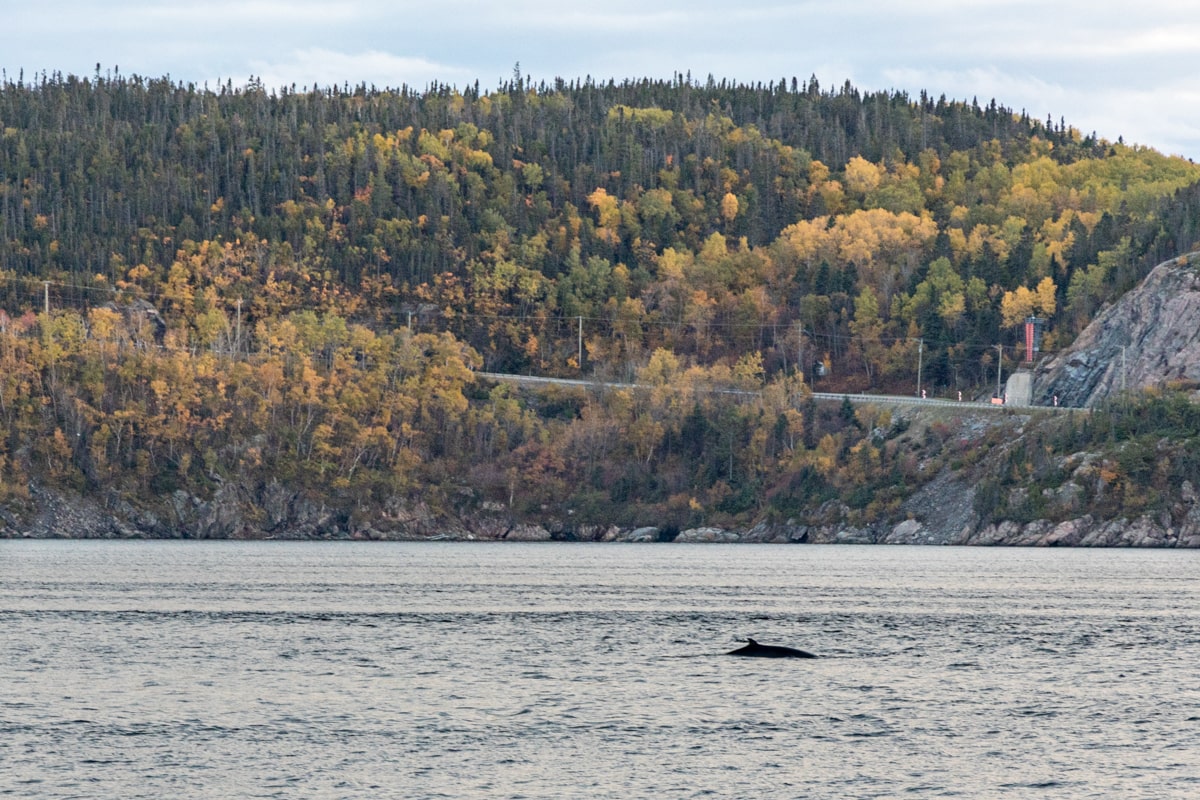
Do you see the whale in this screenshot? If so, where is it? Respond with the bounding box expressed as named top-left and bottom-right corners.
top-left (726, 637), bottom-right (817, 659)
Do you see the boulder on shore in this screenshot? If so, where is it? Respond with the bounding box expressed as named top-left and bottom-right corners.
top-left (676, 527), bottom-right (740, 543)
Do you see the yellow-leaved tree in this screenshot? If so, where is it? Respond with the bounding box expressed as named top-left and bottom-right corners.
top-left (1000, 277), bottom-right (1057, 328)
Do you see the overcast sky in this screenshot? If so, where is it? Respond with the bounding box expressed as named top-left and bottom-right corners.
top-left (4, 0), bottom-right (1199, 159)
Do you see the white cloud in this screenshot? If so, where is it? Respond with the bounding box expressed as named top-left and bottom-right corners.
top-left (943, 25), bottom-right (1200, 62)
top-left (1061, 26), bottom-right (1200, 58)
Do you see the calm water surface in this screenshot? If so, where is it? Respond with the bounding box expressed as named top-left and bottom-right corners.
top-left (2, 541), bottom-right (1200, 799)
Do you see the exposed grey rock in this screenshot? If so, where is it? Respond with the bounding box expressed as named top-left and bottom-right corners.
top-left (194, 483), bottom-right (245, 539)
top-left (261, 479), bottom-right (294, 530)
top-left (739, 521), bottom-right (792, 543)
top-left (1037, 517), bottom-right (1091, 547)
top-left (814, 500), bottom-right (851, 525)
top-left (901, 469), bottom-right (976, 544)
top-left (964, 520), bottom-right (1022, 546)
top-left (466, 513), bottom-right (512, 540)
top-left (785, 524), bottom-right (811, 543)
top-left (1013, 519), bottom-right (1053, 547)
top-left (885, 519), bottom-right (925, 544)
top-left (834, 527), bottom-right (874, 544)
top-left (1079, 520), bottom-right (1116, 547)
top-left (504, 523), bottom-right (552, 541)
top-left (1180, 496), bottom-right (1200, 540)
top-left (804, 525), bottom-right (841, 544)
top-left (1046, 482), bottom-right (1085, 515)
top-left (1036, 253), bottom-right (1200, 407)
top-left (580, 525), bottom-right (619, 544)
top-left (676, 526), bottom-right (740, 543)
top-left (1128, 515), bottom-right (1170, 547)
top-left (569, 524), bottom-right (611, 542)
top-left (624, 526), bottom-right (660, 543)
top-left (24, 486), bottom-right (117, 538)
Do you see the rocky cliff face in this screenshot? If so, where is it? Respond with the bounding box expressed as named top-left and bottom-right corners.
top-left (1035, 253), bottom-right (1200, 407)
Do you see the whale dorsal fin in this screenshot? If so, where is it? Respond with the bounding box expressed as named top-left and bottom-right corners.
top-left (746, 637), bottom-right (758, 645)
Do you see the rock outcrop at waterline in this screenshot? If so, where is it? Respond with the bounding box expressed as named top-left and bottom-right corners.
top-left (6, 480), bottom-right (1200, 547)
top-left (1034, 252), bottom-right (1200, 407)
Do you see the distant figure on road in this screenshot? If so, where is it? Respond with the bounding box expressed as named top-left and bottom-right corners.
top-left (921, 389), bottom-right (926, 399)
top-left (958, 390), bottom-right (963, 402)
top-left (1053, 395), bottom-right (1059, 407)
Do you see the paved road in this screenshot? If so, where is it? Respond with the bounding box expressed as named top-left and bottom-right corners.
top-left (476, 372), bottom-right (1076, 413)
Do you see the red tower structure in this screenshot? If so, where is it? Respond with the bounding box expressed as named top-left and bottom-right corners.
top-left (1024, 316), bottom-right (1044, 363)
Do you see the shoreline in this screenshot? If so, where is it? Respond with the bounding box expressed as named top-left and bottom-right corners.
top-left (5, 513), bottom-right (1198, 548)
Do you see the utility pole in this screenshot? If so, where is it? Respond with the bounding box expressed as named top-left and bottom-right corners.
top-left (916, 338), bottom-right (923, 398)
top-left (406, 310), bottom-right (413, 331)
top-left (578, 315), bottom-right (583, 370)
top-left (797, 321), bottom-right (804, 386)
top-left (996, 343), bottom-right (1003, 400)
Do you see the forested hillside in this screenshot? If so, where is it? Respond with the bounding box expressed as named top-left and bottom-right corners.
top-left (1, 69), bottom-right (1199, 537)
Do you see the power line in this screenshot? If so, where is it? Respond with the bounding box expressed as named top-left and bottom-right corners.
top-left (0, 273), bottom-right (1057, 364)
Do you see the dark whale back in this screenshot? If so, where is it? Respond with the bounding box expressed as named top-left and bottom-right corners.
top-left (727, 637), bottom-right (817, 659)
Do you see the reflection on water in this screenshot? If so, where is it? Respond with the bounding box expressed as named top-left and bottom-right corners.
top-left (2, 541), bottom-right (1199, 798)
